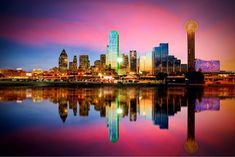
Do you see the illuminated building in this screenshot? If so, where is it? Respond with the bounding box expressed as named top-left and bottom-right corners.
top-left (153, 43), bottom-right (169, 74)
top-left (100, 54), bottom-right (106, 70)
top-left (139, 52), bottom-right (153, 75)
top-left (0, 68), bottom-right (27, 79)
top-left (72, 55), bottom-right (77, 71)
top-left (31, 68), bottom-right (43, 79)
top-left (184, 19), bottom-right (198, 72)
top-left (195, 59), bottom-right (220, 72)
top-left (120, 54), bottom-right (128, 69)
top-left (58, 49), bottom-right (68, 73)
top-left (106, 96), bottom-right (119, 143)
top-left (130, 50), bottom-right (137, 73)
top-left (32, 69), bottom-right (43, 74)
top-left (106, 30), bottom-right (119, 73)
top-left (69, 62), bottom-right (73, 71)
top-left (58, 98), bottom-right (68, 123)
top-left (92, 60), bottom-right (101, 74)
top-left (94, 60), bottom-right (101, 68)
top-left (79, 55), bottom-right (90, 72)
top-left (118, 53), bottom-right (129, 75)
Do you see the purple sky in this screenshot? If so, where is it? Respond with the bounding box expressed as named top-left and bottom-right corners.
top-left (0, 0), bottom-right (235, 71)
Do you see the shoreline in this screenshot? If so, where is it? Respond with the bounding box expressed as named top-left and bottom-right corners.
top-left (0, 81), bottom-right (235, 87)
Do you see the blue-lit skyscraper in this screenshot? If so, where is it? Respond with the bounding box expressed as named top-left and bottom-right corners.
top-left (106, 30), bottom-right (119, 73)
top-left (153, 43), bottom-right (169, 74)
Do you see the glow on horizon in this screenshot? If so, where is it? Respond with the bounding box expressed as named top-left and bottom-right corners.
top-left (0, 0), bottom-right (235, 71)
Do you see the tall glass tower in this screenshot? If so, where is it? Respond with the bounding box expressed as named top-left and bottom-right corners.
top-left (153, 43), bottom-right (169, 74)
top-left (106, 30), bottom-right (119, 73)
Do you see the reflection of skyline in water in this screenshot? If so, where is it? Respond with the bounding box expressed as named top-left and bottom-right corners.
top-left (0, 87), bottom-right (229, 123)
top-left (195, 98), bottom-right (220, 112)
top-left (0, 86), bottom-right (235, 155)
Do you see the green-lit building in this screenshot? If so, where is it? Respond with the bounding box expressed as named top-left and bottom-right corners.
top-left (106, 30), bottom-right (119, 73)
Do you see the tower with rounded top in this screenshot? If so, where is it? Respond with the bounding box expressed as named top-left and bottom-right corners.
top-left (184, 19), bottom-right (198, 72)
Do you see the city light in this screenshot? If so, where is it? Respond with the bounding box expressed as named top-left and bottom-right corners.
top-left (184, 19), bottom-right (198, 33)
top-left (117, 108), bottom-right (123, 114)
top-left (117, 57), bottom-right (123, 63)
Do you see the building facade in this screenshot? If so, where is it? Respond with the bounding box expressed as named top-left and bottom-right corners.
top-left (69, 55), bottom-right (78, 73)
top-left (139, 52), bottom-right (153, 75)
top-left (153, 43), bottom-right (169, 74)
top-left (130, 50), bottom-right (137, 73)
top-left (195, 59), bottom-right (220, 72)
top-left (79, 55), bottom-right (90, 72)
top-left (58, 49), bottom-right (68, 73)
top-left (106, 30), bottom-right (119, 73)
top-left (168, 55), bottom-right (181, 74)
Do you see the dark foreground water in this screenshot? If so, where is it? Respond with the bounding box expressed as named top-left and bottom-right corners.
top-left (0, 86), bottom-right (235, 156)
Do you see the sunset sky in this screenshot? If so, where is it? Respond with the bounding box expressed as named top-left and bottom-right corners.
top-left (0, 0), bottom-right (235, 71)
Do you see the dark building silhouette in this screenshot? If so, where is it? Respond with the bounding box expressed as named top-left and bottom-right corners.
top-left (130, 98), bottom-right (137, 121)
top-left (185, 20), bottom-right (198, 72)
top-left (58, 98), bottom-right (68, 122)
top-left (130, 50), bottom-right (137, 73)
top-left (184, 87), bottom-right (202, 154)
top-left (100, 54), bottom-right (106, 70)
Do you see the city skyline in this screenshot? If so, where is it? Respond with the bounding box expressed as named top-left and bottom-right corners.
top-left (1, 0), bottom-right (235, 71)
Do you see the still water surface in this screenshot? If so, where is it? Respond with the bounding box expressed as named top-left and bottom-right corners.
top-left (0, 86), bottom-right (235, 155)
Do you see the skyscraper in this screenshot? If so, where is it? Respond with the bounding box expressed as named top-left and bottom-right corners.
top-left (139, 52), bottom-right (153, 75)
top-left (58, 49), bottom-right (68, 73)
top-left (168, 55), bottom-right (181, 74)
top-left (184, 19), bottom-right (198, 72)
top-left (153, 43), bottom-right (169, 74)
top-left (100, 54), bottom-right (106, 71)
top-left (69, 55), bottom-right (78, 73)
top-left (106, 30), bottom-right (119, 73)
top-left (130, 50), bottom-right (137, 73)
top-left (119, 54), bottom-right (128, 69)
top-left (73, 55), bottom-right (77, 71)
top-left (79, 55), bottom-right (90, 72)
top-left (100, 54), bottom-right (106, 66)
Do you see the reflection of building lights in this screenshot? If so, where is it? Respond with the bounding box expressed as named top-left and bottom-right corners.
top-left (16, 100), bottom-right (22, 103)
top-left (103, 76), bottom-right (114, 80)
top-left (184, 140), bottom-right (199, 154)
top-left (98, 73), bottom-right (102, 77)
top-left (143, 111), bottom-right (146, 116)
top-left (117, 108), bottom-right (123, 114)
top-left (16, 68), bottom-right (23, 71)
